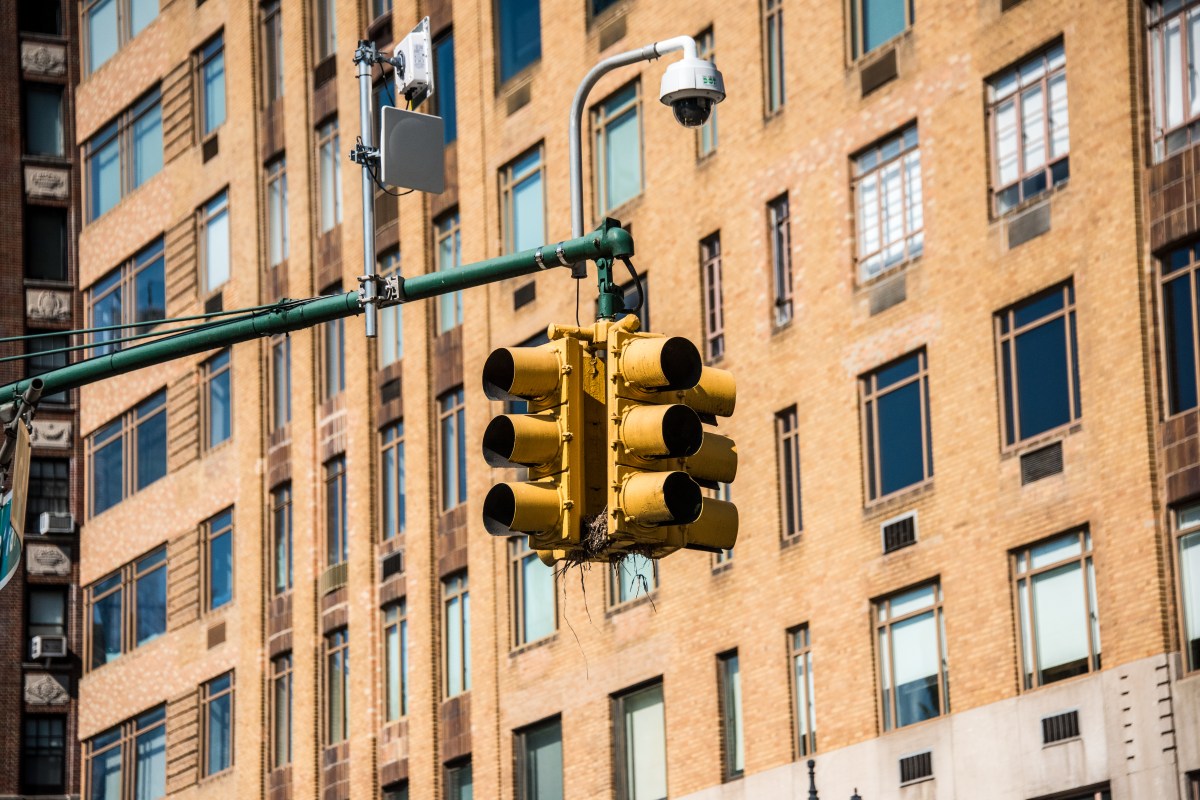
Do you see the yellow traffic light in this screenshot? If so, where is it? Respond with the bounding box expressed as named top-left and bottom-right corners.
top-left (605, 321), bottom-right (738, 556)
top-left (481, 334), bottom-right (605, 557)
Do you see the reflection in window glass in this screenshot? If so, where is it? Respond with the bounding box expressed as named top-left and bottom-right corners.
top-left (594, 83), bottom-right (642, 214)
top-left (616, 683), bottom-right (666, 800)
top-left (876, 583), bottom-right (948, 730)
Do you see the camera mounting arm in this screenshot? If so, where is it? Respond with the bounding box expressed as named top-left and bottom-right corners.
top-left (567, 36), bottom-right (706, 278)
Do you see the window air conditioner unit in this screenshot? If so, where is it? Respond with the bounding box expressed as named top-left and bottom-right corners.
top-left (38, 512), bottom-right (74, 535)
top-left (31, 634), bottom-right (68, 659)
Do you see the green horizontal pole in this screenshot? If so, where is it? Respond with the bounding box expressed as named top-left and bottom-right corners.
top-left (0, 226), bottom-right (634, 404)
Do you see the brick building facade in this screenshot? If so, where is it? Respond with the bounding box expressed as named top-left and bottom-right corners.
top-left (0, 0), bottom-right (85, 797)
top-left (65, 0), bottom-right (1200, 799)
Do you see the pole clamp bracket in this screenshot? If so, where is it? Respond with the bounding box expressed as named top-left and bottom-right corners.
top-left (358, 273), bottom-right (404, 308)
top-left (350, 143), bottom-right (380, 167)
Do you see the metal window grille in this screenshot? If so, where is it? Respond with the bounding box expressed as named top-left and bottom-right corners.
top-left (1041, 709), bottom-right (1080, 744)
top-left (899, 750), bottom-right (933, 784)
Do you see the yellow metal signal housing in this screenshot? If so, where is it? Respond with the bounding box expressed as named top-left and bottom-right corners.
top-left (480, 332), bottom-right (606, 560)
top-left (606, 322), bottom-right (738, 557)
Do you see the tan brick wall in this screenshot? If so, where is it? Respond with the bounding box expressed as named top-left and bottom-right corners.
top-left (74, 0), bottom-right (1192, 798)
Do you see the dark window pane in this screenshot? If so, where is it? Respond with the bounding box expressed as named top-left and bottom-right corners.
top-left (435, 34), bottom-right (457, 144)
top-left (874, 353), bottom-right (919, 389)
top-left (521, 718), bottom-right (563, 800)
top-left (877, 380), bottom-right (924, 496)
top-left (135, 562), bottom-right (166, 645)
top-left (208, 353), bottom-right (232, 447)
top-left (28, 588), bottom-right (66, 639)
top-left (27, 335), bottom-right (69, 404)
top-left (25, 85), bottom-right (64, 156)
top-left (1164, 273), bottom-right (1199, 414)
top-left (1014, 317), bottom-right (1071, 439)
top-left (136, 394), bottom-right (167, 490)
top-left (22, 716), bottom-right (65, 794)
top-left (592, 0), bottom-right (619, 14)
top-left (26, 458), bottom-right (69, 531)
top-left (92, 433), bottom-right (124, 515)
top-left (209, 527), bottom-right (233, 610)
top-left (1002, 340), bottom-right (1015, 445)
top-left (135, 241), bottom-right (166, 327)
top-left (20, 0), bottom-right (62, 33)
top-left (497, 0), bottom-right (541, 82)
top-left (1012, 289), bottom-right (1064, 329)
top-left (25, 206), bottom-right (67, 281)
top-left (91, 585), bottom-right (122, 668)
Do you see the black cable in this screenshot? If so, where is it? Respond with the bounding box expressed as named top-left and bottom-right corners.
top-left (619, 257), bottom-right (644, 317)
top-left (367, 160), bottom-right (414, 197)
top-left (375, 56), bottom-right (397, 108)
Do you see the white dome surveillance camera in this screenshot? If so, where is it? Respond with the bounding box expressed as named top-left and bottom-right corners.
top-left (659, 56), bottom-right (726, 128)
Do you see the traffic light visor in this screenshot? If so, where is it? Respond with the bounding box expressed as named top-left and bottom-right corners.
top-left (482, 414), bottom-right (561, 468)
top-left (622, 404), bottom-right (703, 458)
top-left (622, 470), bottom-right (703, 525)
top-left (483, 347), bottom-right (561, 401)
top-left (622, 336), bottom-right (702, 391)
top-left (482, 482), bottom-right (561, 536)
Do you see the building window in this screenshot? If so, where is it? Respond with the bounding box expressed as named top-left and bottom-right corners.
top-left (1179, 503), bottom-right (1200, 671)
top-left (87, 390), bottom-right (167, 517)
top-left (381, 422), bottom-right (406, 540)
top-left (439, 387), bottom-right (467, 511)
top-left (20, 0), bottom-right (63, 34)
top-left (850, 0), bottom-right (913, 60)
top-left (501, 146), bottom-right (545, 254)
top-left (610, 554), bottom-right (658, 605)
top-left (875, 582), bottom-right (948, 731)
top-left (601, 274), bottom-right (652, 331)
top-left (510, 534), bottom-right (555, 646)
top-left (861, 350), bottom-right (932, 502)
top-left (84, 0), bottom-right (158, 74)
top-left (444, 571), bottom-right (470, 697)
top-left (696, 29), bottom-right (719, 156)
top-left (434, 31), bottom-right (457, 144)
top-left (320, 317), bottom-right (346, 402)
top-left (204, 508), bottom-right (234, 611)
top-left (87, 551), bottom-right (166, 670)
top-left (371, 0), bottom-right (392, 21)
top-left (86, 90), bottom-right (162, 220)
top-left (593, 82), bottom-right (643, 215)
top-left (1159, 242), bottom-right (1200, 416)
top-left (700, 233), bottom-right (725, 361)
top-left (88, 237), bottom-right (166, 356)
top-left (197, 34), bottom-right (225, 137)
top-left (325, 456), bottom-right (348, 566)
top-left (384, 781), bottom-right (410, 800)
top-left (763, 0), bottom-right (785, 114)
top-left (496, 0), bottom-right (541, 83)
top-left (614, 682), bottom-right (667, 800)
top-left (86, 706), bottom-right (166, 800)
top-left (379, 250), bottom-right (403, 366)
top-left (515, 716), bottom-right (563, 800)
top-left (200, 190), bottom-right (230, 293)
top-left (853, 124), bottom-right (923, 281)
top-left (326, 629), bottom-right (349, 743)
top-left (768, 194), bottom-right (793, 327)
top-left (1149, 1), bottom-right (1200, 159)
top-left (27, 587), bottom-right (66, 658)
top-left (987, 42), bottom-right (1069, 215)
top-left (24, 84), bottom-right (64, 156)
top-left (22, 715), bottom-right (66, 795)
top-left (25, 458), bottom-right (69, 532)
top-left (266, 158), bottom-right (289, 268)
top-left (789, 625), bottom-right (816, 756)
top-left (313, 0), bottom-right (336, 61)
top-left (262, 1), bottom-right (284, 105)
top-left (269, 335), bottom-right (291, 432)
top-left (317, 120), bottom-right (342, 233)
top-left (776, 405), bottom-right (802, 539)
top-left (1013, 529), bottom-right (1100, 689)
top-left (24, 206), bottom-right (68, 282)
top-left (201, 672), bottom-right (234, 776)
top-left (271, 484), bottom-right (292, 595)
top-left (445, 759), bottom-right (473, 800)
top-left (203, 349), bottom-right (232, 449)
top-left (436, 211), bottom-right (463, 333)
top-left (384, 599), bottom-right (408, 720)
top-left (26, 336), bottom-right (69, 405)
top-left (271, 653), bottom-right (292, 769)
top-left (718, 651), bottom-right (744, 781)
top-left (996, 281), bottom-right (1081, 447)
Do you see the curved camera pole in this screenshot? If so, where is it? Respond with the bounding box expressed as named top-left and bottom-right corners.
top-left (567, 35), bottom-right (698, 281)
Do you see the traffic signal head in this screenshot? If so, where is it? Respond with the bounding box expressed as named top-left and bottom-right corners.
top-left (480, 333), bottom-right (606, 556)
top-left (605, 324), bottom-right (738, 556)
